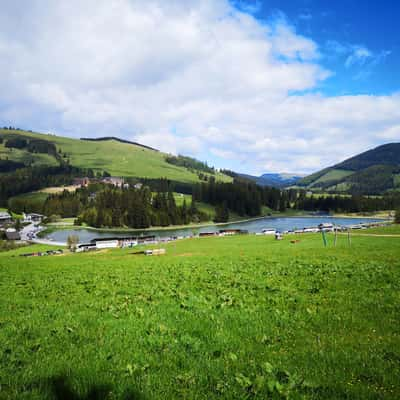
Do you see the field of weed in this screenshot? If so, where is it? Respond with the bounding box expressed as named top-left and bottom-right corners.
top-left (0, 231), bottom-right (399, 399)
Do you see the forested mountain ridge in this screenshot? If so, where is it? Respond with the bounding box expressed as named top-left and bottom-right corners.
top-left (296, 143), bottom-right (400, 194)
top-left (240, 172), bottom-right (304, 188)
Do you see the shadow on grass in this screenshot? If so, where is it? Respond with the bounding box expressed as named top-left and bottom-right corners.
top-left (42, 375), bottom-right (145, 400)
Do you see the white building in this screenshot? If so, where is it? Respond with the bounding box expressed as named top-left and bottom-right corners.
top-left (95, 239), bottom-right (119, 249)
top-left (23, 213), bottom-right (44, 223)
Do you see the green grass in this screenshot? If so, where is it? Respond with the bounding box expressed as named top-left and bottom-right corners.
top-left (353, 224), bottom-right (400, 235)
top-left (7, 191), bottom-right (50, 214)
top-left (0, 142), bottom-right (59, 168)
top-left (0, 129), bottom-right (232, 184)
top-left (310, 169), bottom-right (354, 186)
top-left (0, 230), bottom-right (399, 399)
top-left (9, 191), bottom-right (49, 203)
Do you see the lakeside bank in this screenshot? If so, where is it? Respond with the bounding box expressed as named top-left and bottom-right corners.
top-left (41, 215), bottom-right (389, 245)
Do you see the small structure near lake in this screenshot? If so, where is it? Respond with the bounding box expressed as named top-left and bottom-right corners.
top-left (0, 212), bottom-right (12, 226)
top-left (23, 213), bottom-right (44, 223)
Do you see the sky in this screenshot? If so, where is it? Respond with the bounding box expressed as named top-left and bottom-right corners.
top-left (0, 0), bottom-right (399, 175)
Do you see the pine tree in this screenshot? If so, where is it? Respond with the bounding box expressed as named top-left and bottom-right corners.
top-left (214, 202), bottom-right (229, 223)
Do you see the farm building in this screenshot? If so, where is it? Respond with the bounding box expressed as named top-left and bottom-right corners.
top-left (0, 212), bottom-right (12, 226)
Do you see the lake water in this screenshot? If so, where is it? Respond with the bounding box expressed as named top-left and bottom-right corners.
top-left (46, 215), bottom-right (383, 244)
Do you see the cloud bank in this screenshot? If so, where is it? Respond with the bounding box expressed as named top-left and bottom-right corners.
top-left (0, 0), bottom-right (399, 174)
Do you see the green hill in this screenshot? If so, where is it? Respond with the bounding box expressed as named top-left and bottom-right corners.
top-left (296, 143), bottom-right (400, 194)
top-left (0, 128), bottom-right (231, 184)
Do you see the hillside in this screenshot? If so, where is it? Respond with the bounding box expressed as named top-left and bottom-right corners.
top-left (241, 172), bottom-right (304, 188)
top-left (296, 143), bottom-right (400, 194)
top-left (0, 129), bottom-right (231, 184)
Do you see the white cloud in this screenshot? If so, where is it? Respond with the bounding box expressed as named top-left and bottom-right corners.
top-left (0, 0), bottom-right (399, 175)
top-left (345, 45), bottom-right (373, 68)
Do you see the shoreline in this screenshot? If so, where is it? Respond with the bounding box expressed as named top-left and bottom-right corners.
top-left (40, 214), bottom-right (276, 236)
top-left (39, 211), bottom-right (390, 238)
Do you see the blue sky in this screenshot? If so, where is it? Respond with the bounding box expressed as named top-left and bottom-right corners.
top-left (0, 0), bottom-right (399, 174)
top-left (239, 0), bottom-right (400, 96)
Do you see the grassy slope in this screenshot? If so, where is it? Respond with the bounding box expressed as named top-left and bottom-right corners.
top-left (309, 168), bottom-right (354, 186)
top-left (0, 129), bottom-right (231, 183)
top-left (0, 230), bottom-right (399, 399)
top-left (0, 142), bottom-right (58, 168)
top-left (298, 143), bottom-right (400, 193)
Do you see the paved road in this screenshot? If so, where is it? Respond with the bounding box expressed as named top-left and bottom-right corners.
top-left (20, 223), bottom-right (66, 246)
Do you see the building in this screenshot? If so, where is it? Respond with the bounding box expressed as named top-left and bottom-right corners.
top-left (262, 228), bottom-right (276, 235)
top-left (73, 177), bottom-right (91, 187)
top-left (23, 213), bottom-right (44, 223)
top-left (199, 232), bottom-right (217, 237)
top-left (94, 239), bottom-right (119, 249)
top-left (318, 223), bottom-right (334, 232)
top-left (91, 236), bottom-right (142, 249)
top-left (76, 243), bottom-right (97, 252)
top-left (101, 177), bottom-right (125, 188)
top-left (219, 229), bottom-right (248, 236)
top-left (5, 228), bottom-right (20, 240)
top-left (0, 212), bottom-right (12, 226)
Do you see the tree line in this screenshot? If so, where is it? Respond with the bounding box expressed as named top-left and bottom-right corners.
top-left (42, 185), bottom-right (209, 229)
top-left (165, 154), bottom-right (215, 174)
top-left (293, 191), bottom-right (400, 213)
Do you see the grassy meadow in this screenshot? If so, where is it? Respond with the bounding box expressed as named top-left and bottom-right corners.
top-left (0, 129), bottom-right (231, 184)
top-left (0, 230), bottom-right (399, 399)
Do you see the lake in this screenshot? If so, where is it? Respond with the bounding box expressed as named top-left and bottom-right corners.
top-left (45, 215), bottom-right (383, 243)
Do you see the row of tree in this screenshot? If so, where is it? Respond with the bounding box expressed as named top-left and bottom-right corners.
top-left (294, 191), bottom-right (400, 213)
top-left (165, 154), bottom-right (215, 174)
top-left (43, 185), bottom-right (210, 229)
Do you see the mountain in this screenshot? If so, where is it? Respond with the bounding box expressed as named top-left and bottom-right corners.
top-left (0, 128), bottom-right (231, 184)
top-left (240, 172), bottom-right (304, 188)
top-left (296, 143), bottom-right (400, 194)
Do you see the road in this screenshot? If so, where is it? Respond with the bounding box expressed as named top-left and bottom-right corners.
top-left (20, 223), bottom-right (66, 247)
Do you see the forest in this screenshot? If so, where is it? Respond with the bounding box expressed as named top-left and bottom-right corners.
top-left (43, 185), bottom-right (210, 228)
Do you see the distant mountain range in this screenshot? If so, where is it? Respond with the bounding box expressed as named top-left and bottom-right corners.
top-left (295, 143), bottom-right (400, 194)
top-left (240, 172), bottom-right (304, 188)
